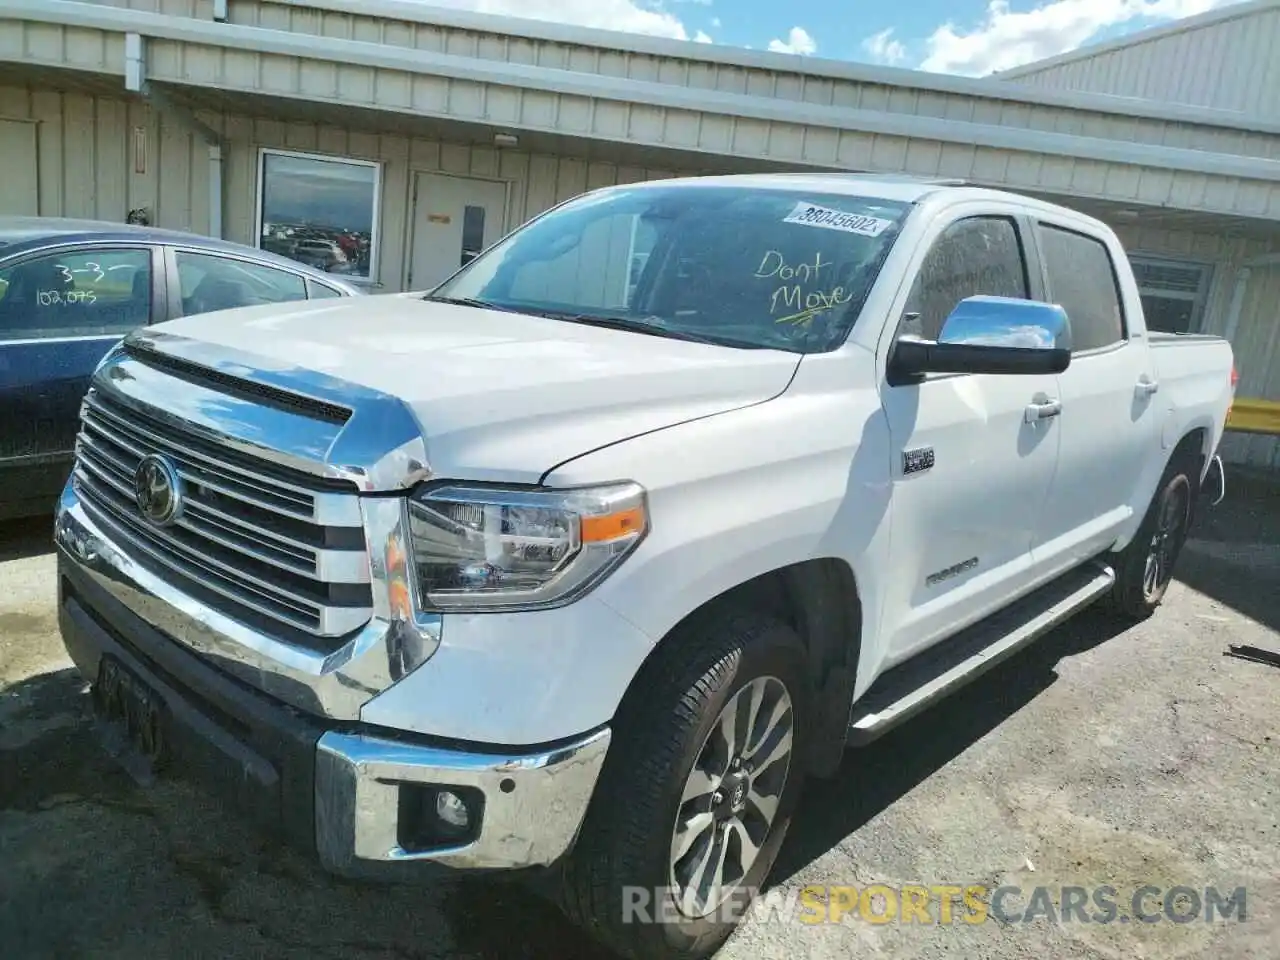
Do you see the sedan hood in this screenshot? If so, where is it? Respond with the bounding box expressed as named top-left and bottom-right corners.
top-left (153, 297), bottom-right (801, 482)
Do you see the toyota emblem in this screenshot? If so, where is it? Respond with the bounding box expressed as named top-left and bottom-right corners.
top-left (134, 454), bottom-right (183, 526)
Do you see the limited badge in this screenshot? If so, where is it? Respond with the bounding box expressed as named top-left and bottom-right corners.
top-left (903, 447), bottom-right (936, 476)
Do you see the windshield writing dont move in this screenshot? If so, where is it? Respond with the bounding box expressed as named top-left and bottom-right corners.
top-left (429, 185), bottom-right (910, 353)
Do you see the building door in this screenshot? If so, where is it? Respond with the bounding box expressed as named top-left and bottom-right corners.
top-left (0, 120), bottom-right (39, 216)
top-left (407, 173), bottom-right (508, 290)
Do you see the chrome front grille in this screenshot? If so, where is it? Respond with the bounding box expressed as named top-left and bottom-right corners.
top-left (72, 388), bottom-right (373, 649)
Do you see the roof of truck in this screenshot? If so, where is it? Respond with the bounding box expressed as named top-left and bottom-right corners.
top-left (605, 172), bottom-right (974, 203)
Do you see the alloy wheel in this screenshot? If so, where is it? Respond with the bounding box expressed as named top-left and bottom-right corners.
top-left (1143, 478), bottom-right (1190, 600)
top-left (667, 675), bottom-right (794, 920)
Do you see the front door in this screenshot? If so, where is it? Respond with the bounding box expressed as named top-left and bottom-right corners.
top-left (878, 212), bottom-right (1062, 664)
top-left (408, 173), bottom-right (508, 290)
top-left (0, 244), bottom-right (160, 517)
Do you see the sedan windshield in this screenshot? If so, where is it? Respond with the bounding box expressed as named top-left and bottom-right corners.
top-left (426, 184), bottom-right (911, 353)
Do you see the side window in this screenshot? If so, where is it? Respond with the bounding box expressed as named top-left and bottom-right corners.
top-left (626, 218), bottom-right (659, 304)
top-left (175, 251), bottom-right (307, 316)
top-left (0, 247), bottom-right (152, 340)
top-left (900, 216), bottom-right (1029, 341)
top-left (307, 279), bottom-right (343, 299)
top-left (1036, 224), bottom-right (1125, 352)
top-left (506, 212), bottom-right (642, 310)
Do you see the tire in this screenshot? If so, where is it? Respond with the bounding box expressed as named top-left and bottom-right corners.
top-left (1106, 455), bottom-right (1196, 620)
top-left (558, 609), bottom-right (811, 960)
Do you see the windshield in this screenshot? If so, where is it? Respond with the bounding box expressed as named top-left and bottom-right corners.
top-left (427, 184), bottom-right (911, 353)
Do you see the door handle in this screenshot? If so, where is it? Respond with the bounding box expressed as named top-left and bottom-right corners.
top-left (1136, 376), bottom-right (1160, 397)
top-left (1024, 399), bottom-right (1062, 422)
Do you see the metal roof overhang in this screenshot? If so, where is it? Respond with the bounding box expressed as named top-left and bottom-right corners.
top-left (3, 0), bottom-right (1280, 235)
top-left (256, 0), bottom-right (1280, 139)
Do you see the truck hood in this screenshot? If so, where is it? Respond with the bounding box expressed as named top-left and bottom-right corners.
top-left (153, 297), bottom-right (801, 482)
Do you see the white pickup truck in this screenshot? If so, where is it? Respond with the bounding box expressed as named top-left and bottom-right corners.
top-left (54, 174), bottom-right (1234, 959)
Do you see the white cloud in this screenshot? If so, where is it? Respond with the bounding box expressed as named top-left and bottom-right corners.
top-left (711, 16), bottom-right (722, 28)
top-left (861, 27), bottom-right (907, 65)
top-left (421, 0), bottom-right (692, 40)
top-left (919, 0), bottom-right (1244, 76)
top-left (768, 26), bottom-right (818, 56)
top-left (694, 29), bottom-right (713, 43)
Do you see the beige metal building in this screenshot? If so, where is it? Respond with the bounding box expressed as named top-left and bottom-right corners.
top-left (998, 0), bottom-right (1280, 118)
top-left (1, 0), bottom-right (1279, 466)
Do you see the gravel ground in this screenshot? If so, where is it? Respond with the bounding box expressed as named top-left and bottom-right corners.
top-left (1, 473), bottom-right (1277, 960)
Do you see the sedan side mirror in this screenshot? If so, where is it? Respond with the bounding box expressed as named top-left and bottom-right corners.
top-left (888, 295), bottom-right (1072, 385)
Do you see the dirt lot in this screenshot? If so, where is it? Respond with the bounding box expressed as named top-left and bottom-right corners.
top-left (2, 473), bottom-right (1278, 960)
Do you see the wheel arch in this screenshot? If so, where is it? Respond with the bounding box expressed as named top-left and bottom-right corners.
top-left (1171, 426), bottom-right (1209, 484)
top-left (617, 557), bottom-right (862, 780)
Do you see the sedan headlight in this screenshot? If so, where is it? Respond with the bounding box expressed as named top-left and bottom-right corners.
top-left (406, 481), bottom-right (648, 612)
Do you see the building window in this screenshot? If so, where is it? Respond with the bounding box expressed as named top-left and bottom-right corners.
top-left (1129, 257), bottom-right (1212, 334)
top-left (256, 149), bottom-right (381, 282)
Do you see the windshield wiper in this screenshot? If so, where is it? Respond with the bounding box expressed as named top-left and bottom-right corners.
top-left (421, 295), bottom-right (521, 313)
top-left (540, 312), bottom-right (763, 348)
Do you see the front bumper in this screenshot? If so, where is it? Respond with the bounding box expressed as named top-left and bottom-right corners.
top-left (55, 500), bottom-right (611, 876)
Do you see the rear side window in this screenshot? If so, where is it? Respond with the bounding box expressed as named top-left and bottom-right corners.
top-left (307, 279), bottom-right (343, 299)
top-left (176, 251), bottom-right (307, 316)
top-left (900, 216), bottom-right (1029, 341)
top-left (1036, 224), bottom-right (1125, 352)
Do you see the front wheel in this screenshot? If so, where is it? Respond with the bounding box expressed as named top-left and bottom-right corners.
top-left (1107, 460), bottom-right (1195, 619)
top-left (558, 610), bottom-right (811, 960)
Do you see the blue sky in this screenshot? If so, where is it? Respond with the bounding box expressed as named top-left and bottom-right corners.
top-left (428, 0), bottom-right (1247, 76)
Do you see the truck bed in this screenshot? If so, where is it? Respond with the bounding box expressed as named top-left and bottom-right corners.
top-left (1147, 329), bottom-right (1235, 477)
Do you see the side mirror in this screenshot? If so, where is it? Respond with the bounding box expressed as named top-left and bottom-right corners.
top-left (889, 295), bottom-right (1072, 384)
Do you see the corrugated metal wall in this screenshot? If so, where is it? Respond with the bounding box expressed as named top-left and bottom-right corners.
top-left (1114, 221), bottom-right (1280, 468)
top-left (0, 84), bottom-right (695, 288)
top-left (1114, 222), bottom-right (1273, 342)
top-left (217, 0), bottom-right (1280, 161)
top-left (55, 0), bottom-right (1280, 161)
top-left (9, 7), bottom-right (1280, 223)
top-left (1116, 222), bottom-right (1274, 471)
top-left (0, 84), bottom-right (200, 230)
top-left (1219, 264), bottom-right (1280, 468)
top-left (1008, 5), bottom-right (1280, 120)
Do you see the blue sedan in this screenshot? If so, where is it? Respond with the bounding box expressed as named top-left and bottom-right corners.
top-left (0, 218), bottom-right (364, 520)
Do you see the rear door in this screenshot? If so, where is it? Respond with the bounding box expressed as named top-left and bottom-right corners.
top-left (1028, 219), bottom-right (1160, 573)
top-left (0, 243), bottom-right (161, 513)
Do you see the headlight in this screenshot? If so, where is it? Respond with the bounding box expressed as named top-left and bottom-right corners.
top-left (406, 481), bottom-right (648, 612)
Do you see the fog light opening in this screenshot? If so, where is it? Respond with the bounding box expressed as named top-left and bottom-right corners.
top-left (398, 783), bottom-right (485, 852)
